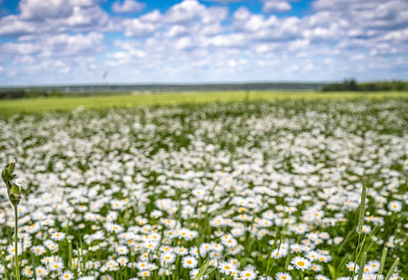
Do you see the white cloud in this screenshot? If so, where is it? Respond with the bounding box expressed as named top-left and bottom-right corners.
top-left (308, 0), bottom-right (408, 56)
top-left (349, 54), bottom-right (366, 61)
top-left (201, 22), bottom-right (223, 35)
top-left (122, 1), bottom-right (227, 39)
top-left (112, 0), bottom-right (145, 13)
top-left (70, 0), bottom-right (96, 6)
top-left (65, 6), bottom-right (109, 28)
top-left (19, 0), bottom-right (73, 20)
top-left (303, 61), bottom-right (314, 71)
top-left (312, 0), bottom-right (408, 31)
top-left (381, 28), bottom-right (408, 42)
top-left (263, 1), bottom-right (292, 13)
top-left (202, 0), bottom-right (244, 3)
top-left (302, 25), bottom-right (343, 40)
top-left (0, 0), bottom-right (111, 35)
top-left (234, 7), bottom-right (251, 21)
top-left (0, 33), bottom-right (104, 82)
top-left (233, 11), bottom-right (277, 33)
top-left (165, 0), bottom-right (206, 23)
top-left (106, 51), bottom-right (139, 67)
top-left (122, 18), bottom-right (158, 37)
top-left (201, 6), bottom-right (228, 23)
top-left (243, 15), bottom-right (268, 31)
top-left (313, 0), bottom-right (377, 11)
top-left (2, 42), bottom-right (38, 55)
top-left (0, 16), bottom-right (37, 35)
top-left (1, 32), bottom-right (104, 58)
top-left (165, 25), bottom-right (188, 38)
top-left (42, 33), bottom-right (104, 55)
top-left (174, 36), bottom-right (193, 50)
top-left (164, 0), bottom-right (227, 24)
top-left (140, 10), bottom-right (161, 22)
top-left (205, 33), bottom-right (246, 47)
top-left (288, 39), bottom-right (310, 51)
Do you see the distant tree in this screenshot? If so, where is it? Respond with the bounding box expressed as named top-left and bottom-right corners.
top-left (322, 78), bottom-right (358, 91)
top-left (393, 81), bottom-right (406, 91)
top-left (322, 79), bottom-right (408, 92)
top-left (348, 79), bottom-right (358, 91)
top-left (0, 89), bottom-right (64, 100)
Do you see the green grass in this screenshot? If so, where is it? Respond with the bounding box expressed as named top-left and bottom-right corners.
top-left (1, 91), bottom-right (408, 117)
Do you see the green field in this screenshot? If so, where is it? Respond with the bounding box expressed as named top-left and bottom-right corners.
top-left (1, 97), bottom-right (408, 280)
top-left (1, 91), bottom-right (408, 116)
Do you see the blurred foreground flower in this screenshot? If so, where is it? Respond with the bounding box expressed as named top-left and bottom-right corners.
top-left (2, 161), bottom-right (23, 280)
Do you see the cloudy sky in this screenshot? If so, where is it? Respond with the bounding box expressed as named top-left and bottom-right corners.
top-left (0, 0), bottom-right (407, 86)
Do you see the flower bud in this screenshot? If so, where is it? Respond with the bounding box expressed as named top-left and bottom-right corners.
top-left (7, 161), bottom-right (15, 175)
top-left (1, 168), bottom-right (7, 182)
top-left (2, 162), bottom-right (16, 183)
top-left (8, 184), bottom-right (21, 205)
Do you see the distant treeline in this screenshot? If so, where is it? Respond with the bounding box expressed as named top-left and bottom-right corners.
top-left (322, 79), bottom-right (408, 92)
top-left (1, 82), bottom-right (324, 97)
top-left (1, 80), bottom-right (407, 99)
top-left (0, 89), bottom-right (63, 100)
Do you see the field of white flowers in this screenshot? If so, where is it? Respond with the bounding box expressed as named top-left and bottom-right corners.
top-left (0, 99), bottom-right (408, 280)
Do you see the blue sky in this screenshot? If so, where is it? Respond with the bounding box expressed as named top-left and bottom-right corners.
top-left (0, 0), bottom-right (407, 86)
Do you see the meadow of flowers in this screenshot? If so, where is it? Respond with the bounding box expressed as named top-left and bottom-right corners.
top-left (0, 98), bottom-right (408, 280)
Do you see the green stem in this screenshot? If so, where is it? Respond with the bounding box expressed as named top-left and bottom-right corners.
top-left (337, 225), bottom-right (357, 254)
top-left (68, 240), bottom-right (73, 269)
top-left (14, 204), bottom-right (20, 280)
top-left (351, 233), bottom-right (361, 280)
